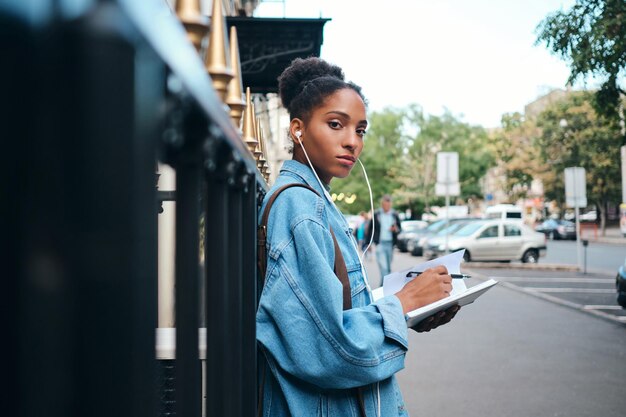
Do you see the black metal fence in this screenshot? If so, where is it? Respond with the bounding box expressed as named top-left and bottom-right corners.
top-left (2, 1), bottom-right (265, 416)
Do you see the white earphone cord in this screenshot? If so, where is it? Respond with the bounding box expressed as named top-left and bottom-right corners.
top-left (296, 135), bottom-right (375, 293)
top-left (297, 135), bottom-right (380, 417)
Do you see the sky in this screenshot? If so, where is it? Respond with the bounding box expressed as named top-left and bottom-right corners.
top-left (254, 0), bottom-right (592, 128)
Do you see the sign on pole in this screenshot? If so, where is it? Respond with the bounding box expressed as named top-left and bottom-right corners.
top-left (564, 166), bottom-right (587, 272)
top-left (435, 151), bottom-right (460, 254)
top-left (435, 152), bottom-right (460, 197)
top-left (564, 167), bottom-right (587, 208)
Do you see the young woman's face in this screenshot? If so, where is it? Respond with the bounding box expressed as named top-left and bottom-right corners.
top-left (292, 88), bottom-right (367, 184)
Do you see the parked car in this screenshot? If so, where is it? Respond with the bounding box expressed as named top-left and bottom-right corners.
top-left (484, 204), bottom-right (523, 220)
top-left (420, 220), bottom-right (479, 259)
top-left (423, 219), bottom-right (547, 263)
top-left (407, 217), bottom-right (479, 256)
top-left (396, 220), bottom-right (429, 252)
top-left (580, 210), bottom-right (597, 222)
top-left (617, 258), bottom-right (626, 308)
top-left (535, 219), bottom-right (576, 240)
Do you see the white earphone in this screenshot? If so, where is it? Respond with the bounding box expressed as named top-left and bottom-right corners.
top-left (294, 124), bottom-right (380, 416)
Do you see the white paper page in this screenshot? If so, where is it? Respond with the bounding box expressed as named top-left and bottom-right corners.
top-left (382, 250), bottom-right (466, 297)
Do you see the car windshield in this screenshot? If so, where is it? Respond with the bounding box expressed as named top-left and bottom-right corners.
top-left (454, 221), bottom-right (486, 236)
top-left (425, 219), bottom-right (448, 232)
top-left (402, 223), bottom-right (424, 232)
top-left (436, 222), bottom-right (466, 236)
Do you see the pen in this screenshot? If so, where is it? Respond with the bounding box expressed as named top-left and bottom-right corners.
top-left (405, 271), bottom-right (471, 279)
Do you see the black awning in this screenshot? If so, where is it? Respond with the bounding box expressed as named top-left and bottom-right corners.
top-left (226, 16), bottom-right (330, 94)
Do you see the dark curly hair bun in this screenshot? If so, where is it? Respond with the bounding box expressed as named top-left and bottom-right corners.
top-left (277, 57), bottom-right (365, 120)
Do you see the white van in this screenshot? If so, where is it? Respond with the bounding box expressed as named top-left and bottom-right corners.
top-left (484, 204), bottom-right (523, 220)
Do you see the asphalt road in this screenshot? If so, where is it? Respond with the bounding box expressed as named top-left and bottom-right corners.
top-left (540, 240), bottom-right (625, 274)
top-left (364, 250), bottom-right (626, 417)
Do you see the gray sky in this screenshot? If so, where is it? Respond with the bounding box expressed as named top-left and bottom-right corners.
top-left (255, 0), bottom-right (591, 128)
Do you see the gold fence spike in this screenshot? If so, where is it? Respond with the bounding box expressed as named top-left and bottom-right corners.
top-left (206, 0), bottom-right (234, 101)
top-left (251, 104), bottom-right (262, 159)
top-left (225, 26), bottom-right (245, 128)
top-left (174, 0), bottom-right (208, 52)
top-left (241, 87), bottom-right (259, 156)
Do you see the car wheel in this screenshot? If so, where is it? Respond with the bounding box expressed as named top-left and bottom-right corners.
top-left (548, 231), bottom-right (554, 240)
top-left (522, 249), bottom-right (539, 263)
top-left (462, 251), bottom-right (471, 263)
top-left (617, 277), bottom-right (626, 309)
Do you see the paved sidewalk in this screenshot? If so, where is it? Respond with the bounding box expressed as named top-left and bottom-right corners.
top-left (579, 225), bottom-right (625, 245)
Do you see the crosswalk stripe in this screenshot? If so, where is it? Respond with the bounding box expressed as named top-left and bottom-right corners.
top-left (488, 276), bottom-right (614, 284)
top-left (525, 287), bottom-right (615, 294)
top-left (583, 305), bottom-right (624, 310)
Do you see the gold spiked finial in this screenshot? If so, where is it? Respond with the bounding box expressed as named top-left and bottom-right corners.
top-left (251, 104), bottom-right (263, 161)
top-left (259, 126), bottom-right (271, 181)
top-left (256, 116), bottom-right (266, 170)
top-left (206, 0), bottom-right (234, 101)
top-left (175, 0), bottom-right (209, 52)
top-left (241, 87), bottom-right (259, 156)
top-left (225, 26), bottom-right (245, 129)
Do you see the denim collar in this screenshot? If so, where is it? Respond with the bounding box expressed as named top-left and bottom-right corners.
top-left (280, 160), bottom-right (332, 194)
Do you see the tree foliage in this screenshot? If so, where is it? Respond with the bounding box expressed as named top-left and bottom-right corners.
top-left (333, 105), bottom-right (494, 217)
top-left (535, 0), bottom-right (626, 121)
top-left (489, 113), bottom-right (552, 202)
top-left (535, 91), bottom-right (623, 230)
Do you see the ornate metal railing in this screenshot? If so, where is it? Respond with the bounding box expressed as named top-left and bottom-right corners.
top-left (2, 1), bottom-right (267, 416)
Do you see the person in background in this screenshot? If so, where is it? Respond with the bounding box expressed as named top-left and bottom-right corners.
top-left (355, 210), bottom-right (369, 257)
top-left (367, 194), bottom-right (402, 280)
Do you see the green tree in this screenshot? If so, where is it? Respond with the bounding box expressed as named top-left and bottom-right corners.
top-left (405, 109), bottom-right (493, 212)
top-left (536, 91), bottom-right (622, 234)
top-left (333, 105), bottom-right (494, 219)
top-left (535, 0), bottom-right (626, 123)
top-left (490, 113), bottom-right (551, 202)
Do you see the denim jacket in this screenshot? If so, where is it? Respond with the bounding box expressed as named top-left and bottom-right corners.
top-left (257, 160), bottom-right (410, 416)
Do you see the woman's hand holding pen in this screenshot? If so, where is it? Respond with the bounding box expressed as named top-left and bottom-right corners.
top-left (395, 265), bottom-right (452, 315)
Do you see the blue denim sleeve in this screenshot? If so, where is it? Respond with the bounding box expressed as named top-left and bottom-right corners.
top-left (257, 217), bottom-right (409, 390)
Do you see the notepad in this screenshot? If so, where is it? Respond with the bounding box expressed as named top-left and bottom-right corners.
top-left (371, 250), bottom-right (498, 327)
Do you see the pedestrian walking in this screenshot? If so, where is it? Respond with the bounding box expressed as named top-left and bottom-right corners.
top-left (367, 195), bottom-right (402, 280)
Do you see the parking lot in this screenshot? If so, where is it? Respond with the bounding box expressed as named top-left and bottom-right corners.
top-left (466, 267), bottom-right (626, 324)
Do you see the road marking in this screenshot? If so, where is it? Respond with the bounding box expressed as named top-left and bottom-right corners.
top-left (525, 287), bottom-right (615, 294)
top-left (583, 305), bottom-right (624, 310)
top-left (489, 276), bottom-right (614, 284)
top-left (476, 277), bottom-right (626, 326)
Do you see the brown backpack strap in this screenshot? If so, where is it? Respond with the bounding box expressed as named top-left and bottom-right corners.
top-left (257, 183), bottom-right (351, 310)
top-left (329, 227), bottom-right (351, 310)
top-left (257, 182), bottom-right (365, 417)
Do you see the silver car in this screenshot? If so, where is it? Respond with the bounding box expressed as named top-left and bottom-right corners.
top-left (396, 220), bottom-right (428, 252)
top-left (423, 219), bottom-right (547, 263)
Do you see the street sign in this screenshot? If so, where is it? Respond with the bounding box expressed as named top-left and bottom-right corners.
top-left (435, 182), bottom-right (460, 196)
top-left (564, 167), bottom-right (587, 208)
top-left (435, 152), bottom-right (460, 197)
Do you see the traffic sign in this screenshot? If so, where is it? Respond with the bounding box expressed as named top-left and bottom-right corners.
top-left (564, 167), bottom-right (587, 208)
top-left (436, 152), bottom-right (460, 197)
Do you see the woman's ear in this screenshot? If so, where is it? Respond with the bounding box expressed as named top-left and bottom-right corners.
top-left (289, 119), bottom-right (304, 144)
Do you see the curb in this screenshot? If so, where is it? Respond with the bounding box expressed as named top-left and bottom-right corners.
top-left (589, 238), bottom-right (626, 246)
top-left (462, 262), bottom-right (580, 271)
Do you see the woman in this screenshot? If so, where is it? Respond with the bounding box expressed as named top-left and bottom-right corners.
top-left (257, 57), bottom-right (457, 417)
